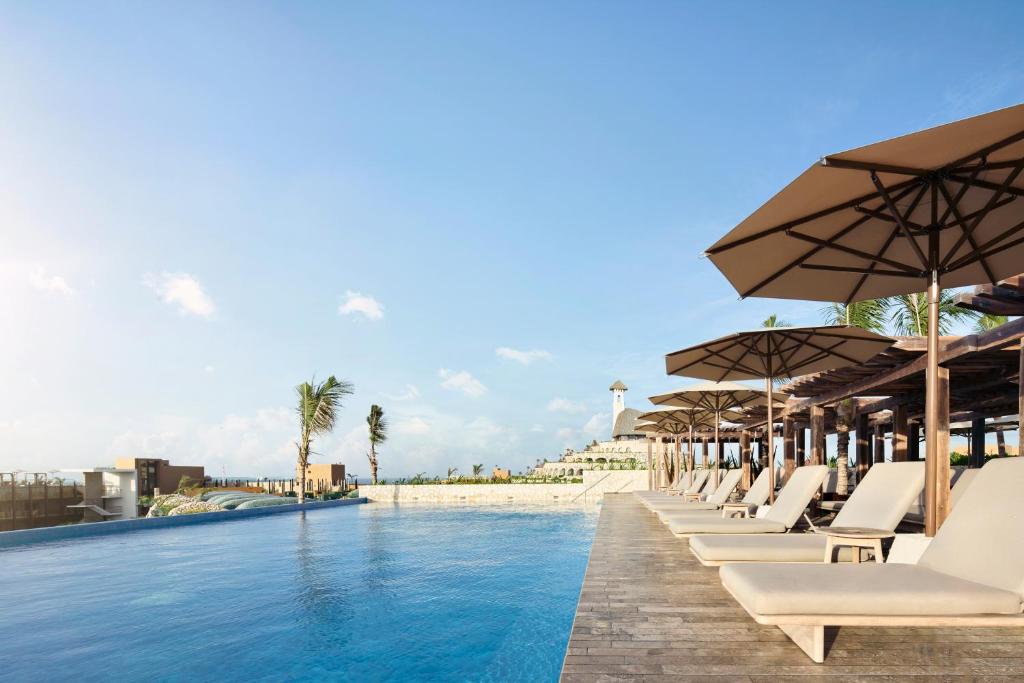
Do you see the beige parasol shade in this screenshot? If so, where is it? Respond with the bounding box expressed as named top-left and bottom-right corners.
top-left (702, 106), bottom-right (1024, 535)
top-left (646, 382), bottom-right (771, 489)
top-left (705, 103), bottom-right (1024, 302)
top-left (665, 327), bottom-right (895, 381)
top-left (665, 328), bottom-right (893, 501)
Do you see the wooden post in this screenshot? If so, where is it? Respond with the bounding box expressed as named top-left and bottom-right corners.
top-left (796, 426), bottom-right (806, 467)
top-left (674, 436), bottom-right (682, 486)
top-left (908, 422), bottom-right (920, 461)
top-left (646, 437), bottom-right (653, 490)
top-left (855, 412), bottom-right (871, 484)
top-left (926, 367), bottom-right (952, 536)
top-left (892, 405), bottom-right (908, 461)
top-left (702, 435), bottom-right (709, 469)
top-left (783, 416), bottom-right (796, 480)
top-left (970, 418), bottom-right (986, 468)
top-left (1019, 343), bottom-right (1024, 459)
top-left (810, 405), bottom-right (825, 466)
top-left (740, 430), bottom-right (751, 490)
top-left (874, 424), bottom-right (885, 464)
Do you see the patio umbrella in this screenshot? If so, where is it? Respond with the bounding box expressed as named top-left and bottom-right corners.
top-left (703, 104), bottom-right (1024, 533)
top-left (648, 381), bottom-right (765, 490)
top-left (637, 407), bottom-right (726, 486)
top-left (634, 416), bottom-right (696, 489)
top-left (664, 326), bottom-right (893, 501)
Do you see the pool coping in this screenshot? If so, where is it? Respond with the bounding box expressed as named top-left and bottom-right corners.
top-left (0, 497), bottom-right (368, 548)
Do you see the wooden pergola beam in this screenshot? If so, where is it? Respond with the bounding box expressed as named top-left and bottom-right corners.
top-left (783, 316), bottom-right (1024, 415)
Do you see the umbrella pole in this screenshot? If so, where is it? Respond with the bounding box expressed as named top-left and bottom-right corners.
top-left (766, 377), bottom-right (775, 503)
top-left (925, 268), bottom-right (942, 536)
top-left (688, 425), bottom-right (695, 487)
top-left (714, 410), bottom-right (721, 488)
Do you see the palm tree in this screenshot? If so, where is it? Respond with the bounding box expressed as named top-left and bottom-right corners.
top-left (976, 313), bottom-right (1008, 333)
top-left (295, 376), bottom-right (354, 503)
top-left (821, 299), bottom-right (888, 333)
top-left (834, 399), bottom-right (854, 495)
top-left (888, 291), bottom-right (978, 336)
top-left (366, 404), bottom-right (387, 485)
top-left (447, 466), bottom-right (459, 480)
top-left (762, 313), bottom-right (791, 328)
top-left (472, 463), bottom-right (484, 478)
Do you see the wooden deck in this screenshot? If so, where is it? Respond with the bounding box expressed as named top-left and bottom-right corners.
top-left (560, 493), bottom-right (1024, 681)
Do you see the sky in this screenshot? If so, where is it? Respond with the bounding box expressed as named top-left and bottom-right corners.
top-left (1, 1), bottom-right (1022, 479)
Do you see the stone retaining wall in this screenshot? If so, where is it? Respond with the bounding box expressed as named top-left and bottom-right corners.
top-left (361, 470), bottom-right (648, 504)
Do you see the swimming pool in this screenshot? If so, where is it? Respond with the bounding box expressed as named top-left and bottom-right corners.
top-left (0, 503), bottom-right (598, 682)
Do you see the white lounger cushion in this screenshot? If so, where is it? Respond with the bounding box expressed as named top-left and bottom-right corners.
top-left (650, 469), bottom-right (743, 517)
top-left (691, 533), bottom-right (834, 562)
top-left (917, 458), bottom-right (1024, 596)
top-left (666, 465), bottom-right (828, 535)
top-left (721, 563), bottom-right (1022, 616)
top-left (742, 466), bottom-right (778, 507)
top-left (668, 516), bottom-right (787, 535)
top-left (690, 462), bottom-right (924, 563)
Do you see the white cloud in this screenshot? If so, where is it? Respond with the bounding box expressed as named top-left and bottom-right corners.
top-left (338, 290), bottom-right (384, 320)
top-left (385, 384), bottom-right (420, 401)
top-left (438, 368), bottom-right (487, 397)
top-left (144, 272), bottom-right (215, 318)
top-left (396, 417), bottom-right (431, 435)
top-left (204, 365), bottom-right (216, 374)
top-left (556, 427), bottom-right (575, 441)
top-left (582, 413), bottom-right (609, 438)
top-left (547, 398), bottom-right (586, 414)
top-left (28, 265), bottom-right (75, 296)
top-left (495, 347), bottom-right (553, 365)
top-left (529, 424), bottom-right (545, 433)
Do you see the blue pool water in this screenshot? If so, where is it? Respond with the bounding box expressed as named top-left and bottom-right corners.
top-left (0, 503), bottom-right (598, 682)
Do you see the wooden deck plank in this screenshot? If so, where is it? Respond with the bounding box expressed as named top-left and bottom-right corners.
top-left (560, 493), bottom-right (1024, 680)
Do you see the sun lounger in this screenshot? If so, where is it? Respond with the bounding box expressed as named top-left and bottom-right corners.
top-left (663, 465), bottom-right (828, 536)
top-left (646, 469), bottom-right (743, 518)
top-left (637, 469), bottom-right (710, 509)
top-left (656, 466), bottom-right (781, 522)
top-left (690, 462), bottom-right (925, 565)
top-left (902, 466), bottom-right (975, 524)
top-left (718, 457), bottom-right (1024, 663)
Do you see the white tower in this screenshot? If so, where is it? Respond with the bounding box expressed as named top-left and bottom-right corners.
top-left (609, 380), bottom-right (627, 435)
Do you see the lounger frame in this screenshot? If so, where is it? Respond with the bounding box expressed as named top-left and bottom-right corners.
top-left (724, 582), bottom-right (1024, 663)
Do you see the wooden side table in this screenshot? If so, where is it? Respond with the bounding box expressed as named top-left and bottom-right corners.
top-left (814, 527), bottom-right (895, 564)
top-left (720, 502), bottom-right (752, 518)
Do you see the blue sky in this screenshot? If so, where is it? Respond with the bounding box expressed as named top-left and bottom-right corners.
top-left (1, 2), bottom-right (1021, 478)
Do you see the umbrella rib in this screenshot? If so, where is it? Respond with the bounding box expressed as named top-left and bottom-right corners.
top-left (786, 229), bottom-right (922, 274)
top-left (935, 180), bottom-right (999, 282)
top-left (946, 173), bottom-right (1024, 199)
top-left (945, 128), bottom-right (1024, 170)
top-left (737, 182), bottom-right (921, 298)
top-left (947, 216), bottom-right (1024, 271)
top-left (800, 264), bottom-right (923, 278)
top-left (670, 342), bottom-right (764, 379)
top-left (776, 330), bottom-right (862, 371)
top-left (946, 230), bottom-right (1024, 273)
top-left (939, 160), bottom-right (1024, 276)
top-left (870, 172), bottom-right (931, 270)
top-left (845, 182), bottom-right (930, 303)
top-left (706, 178), bottom-right (919, 255)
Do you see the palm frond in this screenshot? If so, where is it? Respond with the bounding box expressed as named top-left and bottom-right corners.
top-left (976, 313), bottom-right (1008, 333)
top-left (820, 299), bottom-right (888, 333)
top-left (367, 404), bottom-right (388, 445)
top-left (888, 291), bottom-right (978, 336)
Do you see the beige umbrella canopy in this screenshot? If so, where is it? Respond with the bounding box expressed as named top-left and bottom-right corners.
top-left (705, 103), bottom-right (1024, 302)
top-left (647, 381), bottom-right (770, 489)
top-left (636, 408), bottom-right (717, 488)
top-left (665, 327), bottom-right (893, 501)
top-left (703, 105), bottom-right (1024, 534)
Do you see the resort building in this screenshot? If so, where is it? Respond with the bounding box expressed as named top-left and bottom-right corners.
top-left (114, 458), bottom-right (206, 496)
top-left (534, 380), bottom-right (649, 477)
top-left (296, 463), bottom-right (346, 493)
top-left (64, 467), bottom-right (139, 522)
